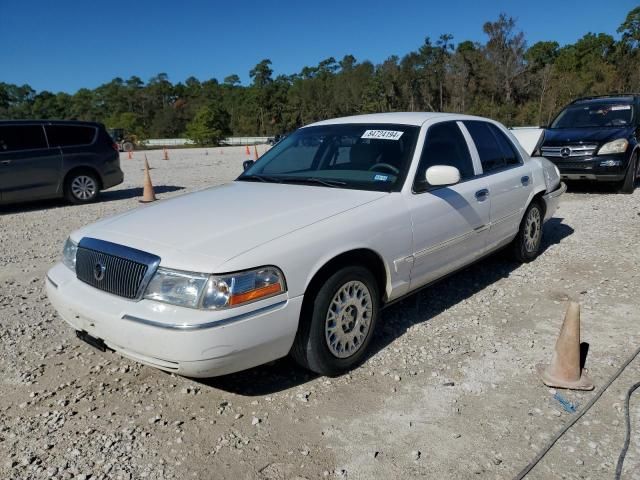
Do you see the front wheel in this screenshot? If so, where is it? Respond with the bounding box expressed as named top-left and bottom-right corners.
top-left (291, 266), bottom-right (380, 376)
top-left (513, 201), bottom-right (544, 263)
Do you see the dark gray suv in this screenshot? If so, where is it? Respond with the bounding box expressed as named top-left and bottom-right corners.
top-left (0, 120), bottom-right (124, 205)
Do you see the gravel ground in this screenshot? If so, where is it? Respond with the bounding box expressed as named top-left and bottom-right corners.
top-left (1, 147), bottom-right (639, 480)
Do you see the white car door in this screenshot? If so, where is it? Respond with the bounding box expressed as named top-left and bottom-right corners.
top-left (406, 121), bottom-right (490, 290)
top-left (463, 121), bottom-right (534, 251)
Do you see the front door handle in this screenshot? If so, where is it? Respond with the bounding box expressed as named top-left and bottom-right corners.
top-left (521, 175), bottom-right (530, 186)
top-left (475, 189), bottom-right (489, 201)
top-left (0, 160), bottom-right (11, 166)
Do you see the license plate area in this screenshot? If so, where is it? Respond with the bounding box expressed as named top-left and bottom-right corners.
top-left (76, 330), bottom-right (110, 352)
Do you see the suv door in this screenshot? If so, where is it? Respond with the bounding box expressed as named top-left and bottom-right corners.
top-left (463, 121), bottom-right (533, 250)
top-left (407, 121), bottom-right (490, 290)
top-left (0, 124), bottom-right (63, 203)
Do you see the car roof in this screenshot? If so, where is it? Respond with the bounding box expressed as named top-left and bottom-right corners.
top-left (305, 112), bottom-right (492, 127)
top-left (571, 96), bottom-right (636, 105)
top-left (0, 119), bottom-right (103, 128)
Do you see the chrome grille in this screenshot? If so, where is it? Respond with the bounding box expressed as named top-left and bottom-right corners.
top-left (541, 144), bottom-right (598, 158)
top-left (75, 238), bottom-right (160, 300)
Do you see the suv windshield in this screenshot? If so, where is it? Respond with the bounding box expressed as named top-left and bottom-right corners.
top-left (238, 123), bottom-right (419, 192)
top-left (551, 100), bottom-right (635, 128)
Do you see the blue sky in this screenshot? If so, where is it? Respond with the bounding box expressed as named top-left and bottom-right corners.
top-left (1, 0), bottom-right (636, 93)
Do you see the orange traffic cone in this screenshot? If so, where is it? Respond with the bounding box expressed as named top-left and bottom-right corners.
top-left (127, 150), bottom-right (133, 160)
top-left (140, 156), bottom-right (157, 203)
top-left (163, 147), bottom-right (169, 161)
top-left (245, 145), bottom-right (250, 156)
top-left (254, 145), bottom-right (259, 161)
top-left (537, 302), bottom-right (594, 390)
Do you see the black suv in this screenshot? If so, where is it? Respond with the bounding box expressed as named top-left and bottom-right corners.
top-left (538, 95), bottom-right (640, 193)
top-left (0, 120), bottom-right (123, 205)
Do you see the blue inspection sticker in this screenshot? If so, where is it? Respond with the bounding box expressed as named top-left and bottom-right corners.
top-left (373, 174), bottom-right (389, 181)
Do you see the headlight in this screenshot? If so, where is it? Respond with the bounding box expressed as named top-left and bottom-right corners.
top-left (144, 266), bottom-right (286, 310)
top-left (144, 268), bottom-right (209, 308)
top-left (598, 139), bottom-right (628, 155)
top-left (62, 237), bottom-right (78, 271)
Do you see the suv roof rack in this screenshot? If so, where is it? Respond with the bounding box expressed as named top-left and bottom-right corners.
top-left (570, 93), bottom-right (639, 104)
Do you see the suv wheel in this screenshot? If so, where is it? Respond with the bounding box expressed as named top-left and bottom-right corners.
top-left (513, 201), bottom-right (543, 263)
top-left (291, 266), bottom-right (379, 376)
top-left (65, 171), bottom-right (99, 204)
top-left (619, 152), bottom-right (637, 194)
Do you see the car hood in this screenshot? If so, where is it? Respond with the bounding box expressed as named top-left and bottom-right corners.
top-left (73, 181), bottom-right (387, 272)
top-left (542, 126), bottom-right (632, 146)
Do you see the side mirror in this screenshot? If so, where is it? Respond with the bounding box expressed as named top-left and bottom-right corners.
top-left (242, 160), bottom-right (254, 171)
top-left (425, 165), bottom-right (461, 186)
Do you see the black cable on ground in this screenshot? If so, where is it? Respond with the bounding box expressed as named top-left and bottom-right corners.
top-left (514, 345), bottom-right (640, 480)
top-left (615, 380), bottom-right (640, 480)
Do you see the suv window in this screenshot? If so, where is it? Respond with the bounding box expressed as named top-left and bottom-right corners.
top-left (46, 125), bottom-right (96, 147)
top-left (464, 121), bottom-right (520, 174)
top-left (0, 125), bottom-right (48, 152)
top-left (414, 121), bottom-right (474, 192)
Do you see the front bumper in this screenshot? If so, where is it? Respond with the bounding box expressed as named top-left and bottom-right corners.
top-left (545, 154), bottom-right (627, 182)
top-left (542, 182), bottom-right (566, 221)
top-left (45, 263), bottom-right (302, 377)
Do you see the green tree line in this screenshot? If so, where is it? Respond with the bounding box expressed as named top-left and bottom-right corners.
top-left (1, 8), bottom-right (640, 144)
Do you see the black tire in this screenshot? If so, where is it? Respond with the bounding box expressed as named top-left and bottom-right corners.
top-left (64, 171), bottom-right (100, 204)
top-left (513, 201), bottom-right (544, 263)
top-left (123, 141), bottom-right (134, 152)
top-left (291, 265), bottom-right (380, 376)
top-left (618, 152), bottom-right (637, 194)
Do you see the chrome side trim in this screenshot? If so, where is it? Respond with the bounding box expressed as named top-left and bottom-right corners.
top-left (490, 210), bottom-right (521, 227)
top-left (414, 228), bottom-right (480, 259)
top-left (46, 274), bottom-right (58, 289)
top-left (121, 300), bottom-right (288, 330)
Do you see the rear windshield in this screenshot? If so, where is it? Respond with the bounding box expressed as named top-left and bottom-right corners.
top-left (46, 125), bottom-right (97, 147)
top-left (238, 123), bottom-right (419, 192)
top-left (551, 101), bottom-right (634, 128)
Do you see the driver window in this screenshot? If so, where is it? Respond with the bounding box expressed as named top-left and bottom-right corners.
top-left (413, 121), bottom-right (474, 193)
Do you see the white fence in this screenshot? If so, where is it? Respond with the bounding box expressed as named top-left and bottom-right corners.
top-left (143, 137), bottom-right (270, 147)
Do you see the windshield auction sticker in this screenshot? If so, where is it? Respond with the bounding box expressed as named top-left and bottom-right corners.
top-left (361, 130), bottom-right (404, 140)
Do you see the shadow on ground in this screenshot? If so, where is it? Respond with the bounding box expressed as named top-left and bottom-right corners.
top-left (564, 178), bottom-right (638, 195)
top-left (0, 186), bottom-right (185, 214)
top-left (200, 217), bottom-right (574, 396)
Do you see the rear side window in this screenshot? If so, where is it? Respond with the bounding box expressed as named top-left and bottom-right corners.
top-left (414, 121), bottom-right (474, 192)
top-left (46, 125), bottom-right (96, 147)
top-left (0, 125), bottom-right (48, 152)
top-left (464, 121), bottom-right (520, 174)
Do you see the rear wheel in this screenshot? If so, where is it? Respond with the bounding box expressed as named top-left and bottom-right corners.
top-left (64, 171), bottom-right (99, 204)
top-left (619, 152), bottom-right (637, 194)
top-left (291, 266), bottom-right (379, 376)
top-left (513, 201), bottom-right (543, 263)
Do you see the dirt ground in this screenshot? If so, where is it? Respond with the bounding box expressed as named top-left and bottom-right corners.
top-left (1, 147), bottom-right (639, 480)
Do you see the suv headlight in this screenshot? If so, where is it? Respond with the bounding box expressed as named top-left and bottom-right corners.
top-left (598, 139), bottom-right (628, 155)
top-left (62, 237), bottom-right (78, 271)
top-left (144, 266), bottom-right (286, 310)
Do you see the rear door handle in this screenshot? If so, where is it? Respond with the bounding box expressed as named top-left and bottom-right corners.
top-left (521, 175), bottom-right (530, 186)
top-left (475, 189), bottom-right (489, 201)
top-left (0, 160), bottom-right (11, 166)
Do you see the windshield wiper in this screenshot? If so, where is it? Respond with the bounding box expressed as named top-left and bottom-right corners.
top-left (284, 177), bottom-right (347, 188)
top-left (239, 174), bottom-right (283, 183)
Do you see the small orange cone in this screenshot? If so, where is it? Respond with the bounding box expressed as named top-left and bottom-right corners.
top-left (127, 150), bottom-right (133, 160)
top-left (140, 155), bottom-right (157, 203)
top-left (537, 302), bottom-right (593, 390)
top-left (245, 145), bottom-right (250, 156)
top-left (163, 147), bottom-right (169, 161)
top-left (254, 145), bottom-right (259, 161)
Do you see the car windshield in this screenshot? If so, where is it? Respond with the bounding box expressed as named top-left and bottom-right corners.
top-left (550, 101), bottom-right (634, 128)
top-left (237, 123), bottom-right (419, 192)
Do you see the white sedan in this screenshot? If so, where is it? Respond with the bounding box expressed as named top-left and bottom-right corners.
top-left (46, 113), bottom-right (565, 377)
